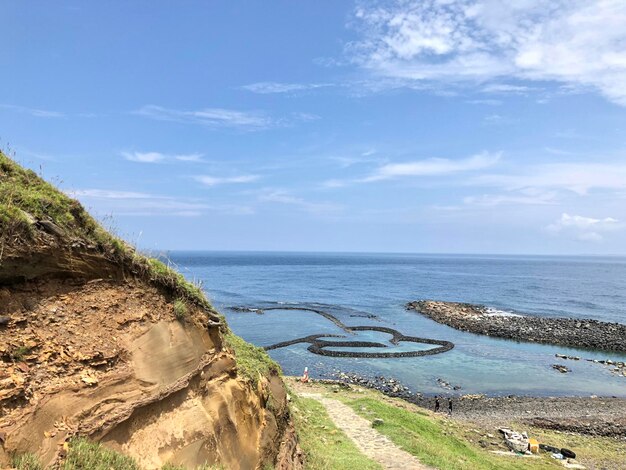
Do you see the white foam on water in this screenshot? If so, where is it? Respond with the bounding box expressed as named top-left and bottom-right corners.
top-left (484, 307), bottom-right (523, 317)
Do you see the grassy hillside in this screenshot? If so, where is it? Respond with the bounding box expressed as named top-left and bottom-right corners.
top-left (287, 379), bottom-right (626, 470)
top-left (0, 151), bottom-right (213, 314)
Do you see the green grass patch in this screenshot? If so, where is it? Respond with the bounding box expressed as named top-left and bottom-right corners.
top-left (161, 464), bottom-right (223, 470)
top-left (0, 151), bottom-right (102, 242)
top-left (224, 331), bottom-right (281, 384)
top-left (290, 394), bottom-right (382, 470)
top-left (342, 397), bottom-right (556, 470)
top-left (173, 299), bottom-right (188, 320)
top-left (11, 453), bottom-right (43, 470)
top-left (61, 438), bottom-right (140, 470)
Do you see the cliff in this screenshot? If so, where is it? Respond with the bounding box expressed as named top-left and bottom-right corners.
top-left (0, 152), bottom-right (302, 469)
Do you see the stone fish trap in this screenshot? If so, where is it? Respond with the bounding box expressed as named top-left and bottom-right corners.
top-left (230, 305), bottom-right (454, 358)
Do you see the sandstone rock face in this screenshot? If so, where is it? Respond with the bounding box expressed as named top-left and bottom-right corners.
top-left (0, 277), bottom-right (301, 469)
top-left (0, 153), bottom-right (303, 469)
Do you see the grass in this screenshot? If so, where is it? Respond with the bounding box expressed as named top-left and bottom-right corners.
top-left (523, 424), bottom-right (626, 470)
top-left (11, 453), bottom-right (43, 470)
top-left (61, 438), bottom-right (140, 470)
top-left (161, 464), bottom-right (223, 470)
top-left (0, 151), bottom-right (105, 244)
top-left (12, 440), bottom-right (227, 470)
top-left (342, 397), bottom-right (557, 470)
top-left (290, 393), bottom-right (382, 470)
top-left (10, 345), bottom-right (32, 362)
top-left (173, 299), bottom-right (188, 320)
top-left (224, 330), bottom-right (281, 384)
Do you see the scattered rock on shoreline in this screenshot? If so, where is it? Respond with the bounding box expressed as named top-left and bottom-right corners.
top-left (552, 364), bottom-right (571, 373)
top-left (321, 371), bottom-right (626, 438)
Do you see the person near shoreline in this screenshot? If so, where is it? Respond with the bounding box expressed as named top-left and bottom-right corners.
top-left (447, 397), bottom-right (453, 415)
top-left (434, 396), bottom-right (440, 412)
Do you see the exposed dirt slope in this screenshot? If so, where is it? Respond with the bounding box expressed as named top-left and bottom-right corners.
top-left (0, 152), bottom-right (303, 469)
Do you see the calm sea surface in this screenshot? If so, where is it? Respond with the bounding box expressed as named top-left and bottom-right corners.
top-left (169, 252), bottom-right (626, 397)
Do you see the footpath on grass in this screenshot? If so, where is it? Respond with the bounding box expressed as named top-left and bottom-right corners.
top-left (293, 384), bottom-right (434, 470)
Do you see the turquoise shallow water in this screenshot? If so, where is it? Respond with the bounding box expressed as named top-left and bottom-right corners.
top-left (169, 252), bottom-right (626, 397)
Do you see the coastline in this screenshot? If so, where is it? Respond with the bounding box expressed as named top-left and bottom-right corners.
top-left (317, 373), bottom-right (626, 438)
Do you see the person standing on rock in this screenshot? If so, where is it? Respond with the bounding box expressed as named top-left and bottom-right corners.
top-left (434, 396), bottom-right (440, 412)
top-left (447, 397), bottom-right (453, 416)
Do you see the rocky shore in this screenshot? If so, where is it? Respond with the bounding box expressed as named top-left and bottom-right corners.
top-left (407, 300), bottom-right (626, 352)
top-left (321, 372), bottom-right (626, 438)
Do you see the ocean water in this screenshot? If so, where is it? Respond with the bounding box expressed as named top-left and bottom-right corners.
top-left (169, 252), bottom-right (626, 397)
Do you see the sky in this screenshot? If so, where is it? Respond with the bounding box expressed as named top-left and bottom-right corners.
top-left (2, 0), bottom-right (626, 255)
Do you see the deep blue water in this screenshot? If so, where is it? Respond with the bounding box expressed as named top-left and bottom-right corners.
top-left (169, 252), bottom-right (626, 397)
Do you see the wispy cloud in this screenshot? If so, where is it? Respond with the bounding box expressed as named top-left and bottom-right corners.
top-left (482, 113), bottom-right (516, 125)
top-left (134, 105), bottom-right (318, 130)
top-left (134, 105), bottom-right (274, 130)
top-left (350, 1), bottom-right (626, 105)
top-left (174, 153), bottom-right (204, 162)
top-left (464, 191), bottom-right (557, 207)
top-left (70, 188), bottom-right (253, 217)
top-left (474, 161), bottom-right (626, 195)
top-left (121, 151), bottom-right (204, 163)
top-left (363, 151), bottom-right (500, 182)
top-left (122, 151), bottom-right (165, 163)
top-left (466, 99), bottom-right (502, 106)
top-left (0, 103), bottom-right (65, 118)
top-left (194, 174), bottom-right (260, 186)
top-left (546, 213), bottom-right (622, 242)
top-left (258, 190), bottom-right (343, 214)
top-left (481, 84), bottom-right (534, 94)
top-left (70, 189), bottom-right (158, 199)
top-left (241, 82), bottom-right (332, 94)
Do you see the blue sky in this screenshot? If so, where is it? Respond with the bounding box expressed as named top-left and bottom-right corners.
top-left (2, 1), bottom-right (626, 254)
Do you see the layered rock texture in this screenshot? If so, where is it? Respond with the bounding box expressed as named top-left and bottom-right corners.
top-left (0, 152), bottom-right (302, 469)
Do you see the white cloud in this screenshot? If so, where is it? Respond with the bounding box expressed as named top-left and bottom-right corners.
top-left (121, 151), bottom-right (204, 163)
top-left (134, 105), bottom-right (318, 130)
top-left (481, 84), bottom-right (534, 94)
top-left (464, 191), bottom-right (557, 206)
top-left (546, 213), bottom-right (621, 241)
top-left (122, 151), bottom-right (166, 163)
top-left (351, 0), bottom-right (626, 105)
top-left (364, 151), bottom-right (500, 182)
top-left (466, 99), bottom-right (502, 106)
top-left (174, 153), bottom-right (204, 162)
top-left (70, 188), bottom-right (253, 217)
top-left (134, 105), bottom-right (274, 130)
top-left (242, 82), bottom-right (332, 94)
top-left (69, 189), bottom-right (157, 199)
top-left (258, 190), bottom-right (343, 214)
top-left (194, 175), bottom-right (260, 186)
top-left (474, 161), bottom-right (626, 195)
top-left (0, 103), bottom-right (65, 118)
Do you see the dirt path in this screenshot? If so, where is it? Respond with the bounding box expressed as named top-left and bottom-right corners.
top-left (299, 391), bottom-right (434, 470)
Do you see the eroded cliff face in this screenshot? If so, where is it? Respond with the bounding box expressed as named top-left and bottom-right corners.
top-left (0, 153), bottom-right (303, 469)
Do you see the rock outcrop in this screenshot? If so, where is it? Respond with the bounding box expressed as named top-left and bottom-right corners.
top-left (0, 152), bottom-right (303, 469)
top-left (407, 300), bottom-right (626, 353)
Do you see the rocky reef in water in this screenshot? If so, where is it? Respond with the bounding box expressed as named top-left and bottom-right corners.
top-left (407, 300), bottom-right (626, 353)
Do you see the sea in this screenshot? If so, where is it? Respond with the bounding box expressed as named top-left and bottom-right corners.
top-left (168, 252), bottom-right (626, 397)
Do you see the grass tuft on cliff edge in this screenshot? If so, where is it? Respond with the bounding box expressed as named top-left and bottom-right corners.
top-left (0, 151), bottom-right (218, 318)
